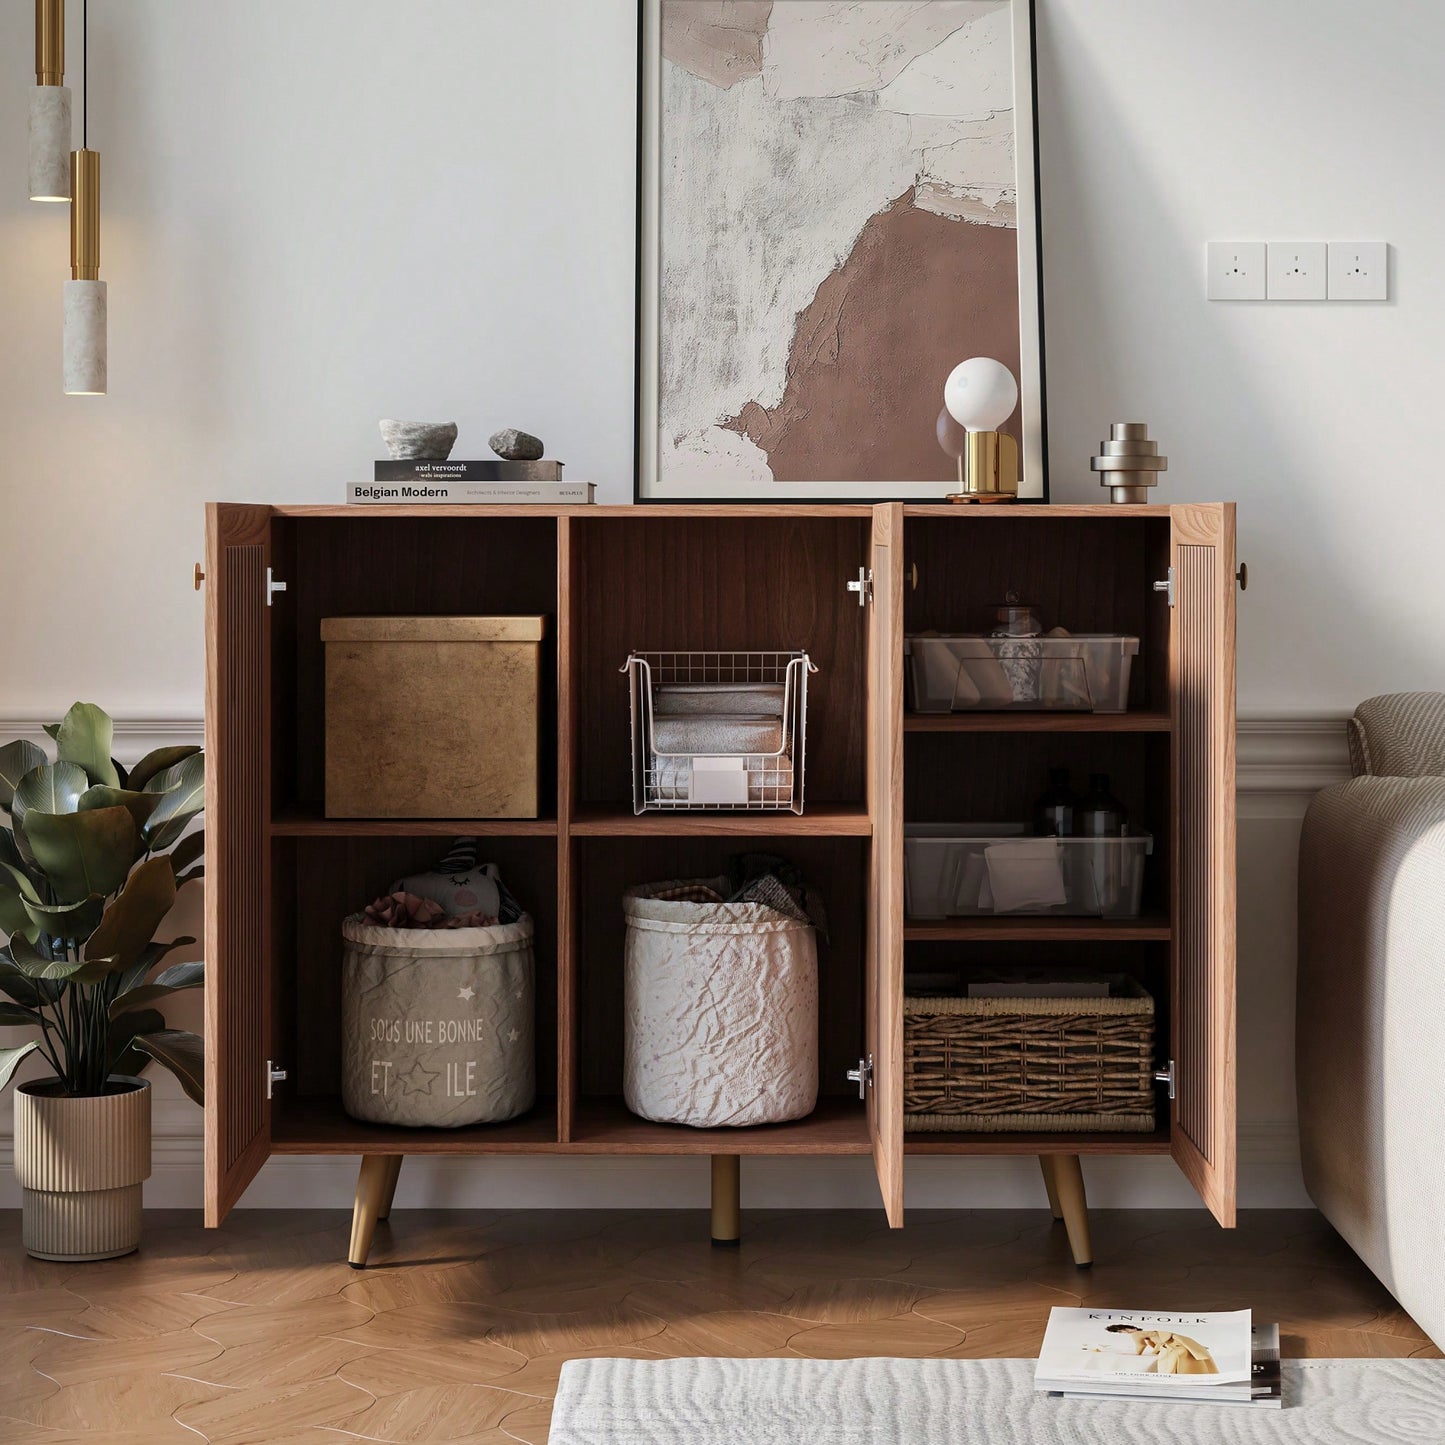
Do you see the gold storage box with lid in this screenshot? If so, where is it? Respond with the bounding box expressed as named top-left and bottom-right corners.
top-left (321, 615), bottom-right (546, 818)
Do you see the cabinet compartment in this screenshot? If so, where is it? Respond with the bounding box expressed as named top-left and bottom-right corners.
top-left (270, 515), bottom-right (560, 821)
top-left (569, 517), bottom-right (869, 813)
top-left (905, 515), bottom-right (1170, 717)
top-left (268, 834), bottom-right (559, 1149)
top-left (568, 834), bottom-right (869, 1150)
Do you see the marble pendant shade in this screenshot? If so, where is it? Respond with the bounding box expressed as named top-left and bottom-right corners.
top-left (28, 85), bottom-right (72, 200)
top-left (63, 279), bottom-right (106, 394)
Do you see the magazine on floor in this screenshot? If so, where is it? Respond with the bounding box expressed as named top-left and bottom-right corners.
top-left (1048, 1324), bottom-right (1283, 1409)
top-left (1036, 1307), bottom-right (1255, 1394)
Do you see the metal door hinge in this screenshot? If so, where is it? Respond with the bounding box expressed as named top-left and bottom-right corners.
top-left (1153, 1059), bottom-right (1176, 1101)
top-left (1153, 566), bottom-right (1175, 608)
top-left (846, 1054), bottom-right (874, 1099)
top-left (847, 567), bottom-right (874, 607)
top-left (266, 1060), bottom-right (287, 1099)
top-left (265, 567), bottom-right (287, 606)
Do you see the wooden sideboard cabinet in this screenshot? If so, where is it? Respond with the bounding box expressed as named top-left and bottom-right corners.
top-left (204, 502), bottom-right (1237, 1264)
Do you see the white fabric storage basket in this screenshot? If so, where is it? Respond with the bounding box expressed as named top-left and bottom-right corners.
top-left (341, 914), bottom-right (535, 1127)
top-left (623, 880), bottom-right (818, 1128)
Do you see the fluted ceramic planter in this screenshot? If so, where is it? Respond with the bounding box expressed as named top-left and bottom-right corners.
top-left (14, 1078), bottom-right (151, 1261)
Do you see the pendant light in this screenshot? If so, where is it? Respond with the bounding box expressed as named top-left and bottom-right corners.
top-left (64, 0), bottom-right (105, 396)
top-left (29, 0), bottom-right (71, 201)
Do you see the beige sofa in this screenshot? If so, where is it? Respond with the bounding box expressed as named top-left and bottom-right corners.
top-left (1298, 693), bottom-right (1445, 1346)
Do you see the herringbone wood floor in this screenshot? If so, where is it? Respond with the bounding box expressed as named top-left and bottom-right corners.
top-left (1, 1208), bottom-right (1436, 1443)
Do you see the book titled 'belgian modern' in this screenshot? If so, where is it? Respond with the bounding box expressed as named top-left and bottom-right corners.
top-left (348, 481), bottom-right (594, 505)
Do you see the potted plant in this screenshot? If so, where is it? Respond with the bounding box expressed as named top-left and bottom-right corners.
top-left (0, 703), bottom-right (205, 1261)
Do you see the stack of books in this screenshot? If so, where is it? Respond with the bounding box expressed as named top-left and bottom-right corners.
top-left (349, 459), bottom-right (594, 506)
top-left (1036, 1307), bottom-right (1282, 1410)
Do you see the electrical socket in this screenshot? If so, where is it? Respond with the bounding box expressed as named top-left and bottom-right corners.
top-left (1266, 242), bottom-right (1327, 301)
top-left (1206, 242), bottom-right (1266, 301)
top-left (1328, 242), bottom-right (1388, 301)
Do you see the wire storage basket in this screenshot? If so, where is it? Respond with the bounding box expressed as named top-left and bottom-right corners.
top-left (623, 651), bottom-right (815, 813)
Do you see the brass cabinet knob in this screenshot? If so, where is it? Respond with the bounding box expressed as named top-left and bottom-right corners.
top-left (907, 562), bottom-right (919, 591)
top-left (194, 562), bottom-right (206, 590)
top-left (1236, 563), bottom-right (1248, 591)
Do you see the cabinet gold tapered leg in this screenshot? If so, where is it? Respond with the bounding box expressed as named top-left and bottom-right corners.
top-left (349, 1154), bottom-right (401, 1269)
top-left (711, 1155), bottom-right (740, 1248)
top-left (376, 1155), bottom-right (403, 1221)
top-left (1039, 1154), bottom-right (1064, 1220)
top-left (1045, 1154), bottom-right (1092, 1267)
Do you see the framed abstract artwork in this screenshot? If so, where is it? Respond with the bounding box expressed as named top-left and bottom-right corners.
top-left (636, 0), bottom-right (1047, 502)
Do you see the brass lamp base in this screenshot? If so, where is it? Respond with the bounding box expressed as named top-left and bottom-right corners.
top-left (945, 430), bottom-right (1019, 503)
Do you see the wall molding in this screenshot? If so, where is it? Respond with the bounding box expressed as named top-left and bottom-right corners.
top-left (0, 711), bottom-right (1338, 1211)
top-left (0, 711), bottom-right (1355, 794)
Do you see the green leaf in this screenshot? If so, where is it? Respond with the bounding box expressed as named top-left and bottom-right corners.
top-left (1, 860), bottom-right (41, 904)
top-left (84, 856), bottom-right (177, 973)
top-left (0, 1042), bottom-right (40, 1091)
top-left (79, 785), bottom-right (163, 836)
top-left (143, 754), bottom-right (206, 851)
top-left (0, 740), bottom-right (47, 811)
top-left (9, 934), bottom-right (86, 981)
top-left (41, 723), bottom-right (60, 741)
top-left (55, 704), bottom-right (120, 788)
top-left (0, 949), bottom-right (54, 1007)
top-left (109, 962), bottom-right (203, 1019)
top-left (127, 745), bottom-right (201, 793)
top-left (22, 806), bottom-right (138, 903)
top-left (154, 958), bottom-right (202, 988)
top-left (170, 830), bottom-right (205, 873)
top-left (0, 1002), bottom-right (40, 1027)
top-left (22, 892), bottom-right (105, 942)
top-left (12, 761), bottom-right (90, 832)
top-left (133, 1029), bottom-right (204, 1105)
top-left (107, 1007), bottom-right (165, 1075)
top-left (0, 884), bottom-right (40, 945)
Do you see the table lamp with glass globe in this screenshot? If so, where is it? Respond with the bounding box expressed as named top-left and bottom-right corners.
top-left (942, 357), bottom-right (1019, 503)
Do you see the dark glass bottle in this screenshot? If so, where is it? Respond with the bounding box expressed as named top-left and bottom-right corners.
top-left (1033, 767), bottom-right (1077, 836)
top-left (1075, 772), bottom-right (1126, 837)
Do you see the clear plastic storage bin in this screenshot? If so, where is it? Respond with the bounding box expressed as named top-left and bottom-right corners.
top-left (905, 634), bottom-right (1139, 713)
top-left (904, 824), bottom-right (1153, 919)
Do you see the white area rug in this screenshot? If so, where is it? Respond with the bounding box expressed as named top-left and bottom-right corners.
top-left (549, 1356), bottom-right (1445, 1443)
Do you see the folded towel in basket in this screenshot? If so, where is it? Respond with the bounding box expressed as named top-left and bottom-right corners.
top-left (654, 681), bottom-right (786, 717)
top-left (652, 714), bottom-right (785, 756)
top-left (649, 751), bottom-right (794, 804)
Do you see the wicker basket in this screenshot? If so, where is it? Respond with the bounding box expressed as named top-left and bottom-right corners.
top-left (903, 979), bottom-right (1156, 1133)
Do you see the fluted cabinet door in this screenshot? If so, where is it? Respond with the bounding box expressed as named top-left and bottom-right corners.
top-left (1169, 503), bottom-right (1238, 1227)
top-left (203, 503), bottom-right (274, 1226)
top-left (866, 504), bottom-right (904, 1226)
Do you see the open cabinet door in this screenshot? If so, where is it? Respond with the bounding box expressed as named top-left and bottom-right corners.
top-left (866, 504), bottom-right (905, 1226)
top-left (203, 504), bottom-right (274, 1225)
top-left (1169, 503), bottom-right (1238, 1226)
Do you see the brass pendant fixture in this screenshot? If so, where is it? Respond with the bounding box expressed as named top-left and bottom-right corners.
top-left (63, 0), bottom-right (105, 395)
top-left (29, 0), bottom-right (72, 201)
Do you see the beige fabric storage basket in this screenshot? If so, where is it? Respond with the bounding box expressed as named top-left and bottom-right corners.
top-left (322, 615), bottom-right (545, 818)
top-left (341, 914), bottom-right (535, 1127)
top-left (903, 979), bottom-right (1156, 1133)
top-left (623, 880), bottom-right (818, 1128)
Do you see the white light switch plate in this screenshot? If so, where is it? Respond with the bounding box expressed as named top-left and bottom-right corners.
top-left (1206, 242), bottom-right (1266, 301)
top-left (1267, 242), bottom-right (1327, 300)
top-left (1328, 241), bottom-right (1388, 300)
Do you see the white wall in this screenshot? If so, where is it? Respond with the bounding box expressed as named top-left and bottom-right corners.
top-left (0, 1), bottom-right (1437, 1211)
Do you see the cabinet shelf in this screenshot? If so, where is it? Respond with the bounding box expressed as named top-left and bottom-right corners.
top-left (904, 914), bottom-right (1171, 942)
top-left (270, 805), bottom-right (559, 837)
top-left (569, 803), bottom-right (872, 837)
top-left (271, 1097), bottom-right (561, 1154)
top-left (904, 710), bottom-right (1171, 734)
top-left (905, 1126), bottom-right (1171, 1156)
top-left (567, 1096), bottom-right (872, 1154)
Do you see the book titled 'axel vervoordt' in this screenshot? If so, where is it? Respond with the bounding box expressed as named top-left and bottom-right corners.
top-left (348, 481), bottom-right (595, 505)
top-left (373, 459), bottom-right (565, 482)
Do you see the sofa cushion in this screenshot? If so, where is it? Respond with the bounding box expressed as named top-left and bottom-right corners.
top-left (1348, 692), bottom-right (1445, 778)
